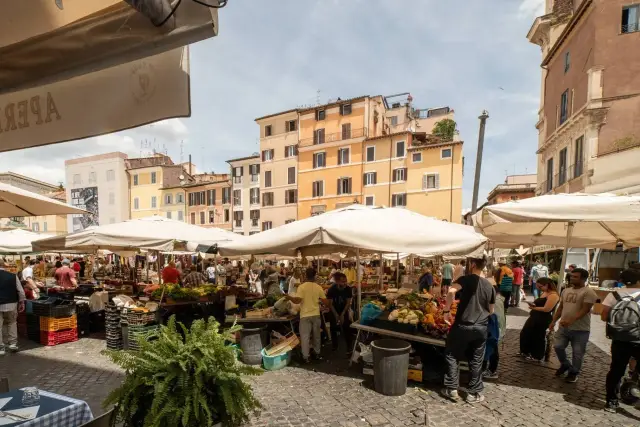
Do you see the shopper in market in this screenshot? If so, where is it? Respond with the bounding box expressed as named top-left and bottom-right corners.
top-left (0, 261), bottom-right (26, 355)
top-left (519, 277), bottom-right (559, 362)
top-left (22, 259), bottom-right (35, 282)
top-left (441, 256), bottom-right (496, 403)
top-left (530, 258), bottom-right (549, 299)
top-left (326, 272), bottom-right (353, 354)
top-left (263, 265), bottom-right (282, 297)
top-left (549, 267), bottom-right (597, 383)
top-left (418, 267), bottom-right (433, 293)
top-left (441, 259), bottom-right (454, 295)
top-left (600, 268), bottom-right (640, 412)
top-left (285, 267), bottom-right (328, 363)
top-left (162, 260), bottom-right (182, 285)
top-left (483, 293), bottom-right (506, 380)
top-left (511, 260), bottom-right (525, 307)
top-left (215, 259), bottom-right (227, 287)
top-left (205, 262), bottom-right (216, 284)
top-left (54, 259), bottom-right (78, 289)
top-left (494, 261), bottom-right (514, 312)
top-left (453, 259), bottom-right (466, 282)
top-left (183, 265), bottom-right (207, 288)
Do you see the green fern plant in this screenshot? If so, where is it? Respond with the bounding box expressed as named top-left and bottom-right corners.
top-left (103, 316), bottom-right (262, 427)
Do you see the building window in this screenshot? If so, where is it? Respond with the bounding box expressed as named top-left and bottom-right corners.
top-left (233, 167), bottom-right (243, 184)
top-left (222, 188), bottom-right (231, 204)
top-left (134, 197), bottom-right (139, 210)
top-left (574, 136), bottom-right (584, 178)
top-left (151, 172), bottom-right (157, 184)
top-left (32, 223), bottom-right (39, 232)
top-left (199, 211), bottom-right (205, 224)
top-left (392, 193), bottom-right (407, 207)
top-left (564, 51), bottom-right (570, 73)
top-left (392, 168), bottom-right (407, 182)
top-left (224, 209), bottom-right (230, 222)
top-left (207, 189), bottom-right (216, 205)
top-left (43, 222), bottom-right (48, 232)
top-left (262, 149), bottom-right (274, 161)
top-left (190, 212), bottom-right (196, 224)
top-left (73, 174), bottom-right (81, 185)
top-left (264, 171), bottom-right (272, 188)
top-left (312, 181), bottom-right (324, 198)
top-left (365, 195), bottom-right (375, 206)
top-left (622, 5), bottom-right (640, 33)
top-left (340, 104), bottom-right (352, 116)
top-left (133, 174), bottom-right (139, 186)
top-left (510, 196), bottom-right (519, 201)
top-left (109, 192), bottom-right (115, 205)
top-left (364, 172), bottom-right (377, 186)
top-left (337, 147), bottom-right (350, 165)
top-left (285, 219), bottom-right (295, 224)
top-left (249, 164), bottom-right (260, 183)
top-left (558, 147), bottom-right (568, 185)
top-left (234, 211), bottom-right (244, 227)
top-left (546, 158), bottom-right (554, 192)
top-left (341, 123), bottom-right (351, 140)
top-left (286, 120), bottom-right (297, 132)
top-left (233, 189), bottom-right (241, 206)
top-left (314, 128), bottom-right (325, 145)
top-left (313, 152), bottom-right (326, 168)
top-left (262, 221), bottom-right (273, 231)
top-left (422, 173), bottom-right (440, 190)
top-left (165, 194), bottom-right (173, 205)
top-left (167, 211), bottom-right (172, 219)
top-left (262, 192), bottom-right (274, 207)
top-left (288, 167), bottom-right (296, 185)
top-left (395, 140), bottom-right (405, 158)
top-left (560, 89), bottom-right (569, 125)
top-left (285, 145), bottom-right (297, 158)
top-left (250, 188), bottom-right (260, 205)
top-left (337, 177), bottom-right (352, 195)
top-left (249, 209), bottom-right (259, 227)
top-left (151, 196), bottom-right (157, 208)
top-left (366, 146), bottom-right (375, 162)
top-left (264, 125), bottom-right (272, 137)
top-left (89, 171), bottom-right (97, 183)
top-left (106, 169), bottom-right (115, 181)
top-left (206, 211), bottom-right (214, 224)
top-left (441, 148), bottom-right (452, 159)
top-left (178, 210), bottom-right (184, 221)
top-left (285, 189), bottom-right (297, 204)
top-left (177, 193), bottom-right (184, 203)
top-left (316, 110), bottom-right (326, 121)
top-left (389, 116), bottom-right (398, 126)
top-left (412, 152), bottom-right (422, 163)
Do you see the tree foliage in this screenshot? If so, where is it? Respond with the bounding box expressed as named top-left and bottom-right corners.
top-left (432, 119), bottom-right (457, 141)
top-left (103, 316), bottom-right (262, 427)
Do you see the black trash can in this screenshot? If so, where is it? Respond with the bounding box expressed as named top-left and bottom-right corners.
top-left (371, 339), bottom-right (411, 396)
top-left (239, 327), bottom-right (267, 365)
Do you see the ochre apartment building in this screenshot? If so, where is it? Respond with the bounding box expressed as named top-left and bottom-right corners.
top-left (184, 173), bottom-right (232, 231)
top-left (256, 109), bottom-right (299, 229)
top-left (528, 0), bottom-right (640, 195)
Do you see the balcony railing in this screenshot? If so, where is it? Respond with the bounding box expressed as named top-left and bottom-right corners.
top-left (299, 127), bottom-right (367, 148)
top-left (539, 162), bottom-right (585, 194)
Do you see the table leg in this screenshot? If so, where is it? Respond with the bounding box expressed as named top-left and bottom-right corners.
top-left (349, 329), bottom-right (361, 367)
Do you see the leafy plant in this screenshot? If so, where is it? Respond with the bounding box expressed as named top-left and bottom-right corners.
top-left (432, 118), bottom-right (457, 141)
top-left (103, 316), bottom-right (263, 427)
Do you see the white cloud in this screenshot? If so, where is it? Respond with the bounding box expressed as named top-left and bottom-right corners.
top-left (518, 0), bottom-right (545, 19)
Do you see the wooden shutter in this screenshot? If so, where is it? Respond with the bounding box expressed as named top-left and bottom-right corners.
top-left (403, 168), bottom-right (408, 180)
top-left (270, 149), bottom-right (275, 159)
top-left (295, 145), bottom-right (299, 155)
top-left (206, 190), bottom-right (211, 205)
top-left (348, 178), bottom-right (352, 194)
top-left (338, 150), bottom-right (342, 166)
top-left (337, 179), bottom-right (342, 195)
top-left (312, 182), bottom-right (317, 198)
top-left (318, 129), bottom-right (325, 144)
top-left (313, 130), bottom-right (317, 144)
top-left (261, 151), bottom-right (265, 161)
top-left (422, 175), bottom-right (427, 190)
top-left (435, 174), bottom-right (440, 189)
top-left (363, 173), bottom-right (367, 185)
top-left (373, 172), bottom-right (378, 184)
top-left (313, 154), bottom-right (317, 169)
top-left (240, 167), bottom-right (244, 176)
top-left (342, 123), bottom-right (351, 140)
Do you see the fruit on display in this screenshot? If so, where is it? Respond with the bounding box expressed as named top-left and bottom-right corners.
top-left (388, 308), bottom-right (423, 325)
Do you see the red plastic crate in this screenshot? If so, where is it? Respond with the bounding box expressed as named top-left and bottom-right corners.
top-left (40, 328), bottom-right (78, 346)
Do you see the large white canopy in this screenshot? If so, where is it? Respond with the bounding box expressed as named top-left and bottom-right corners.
top-left (32, 215), bottom-right (242, 252)
top-left (473, 193), bottom-right (640, 249)
top-left (0, 183), bottom-right (85, 217)
top-left (191, 205), bottom-right (487, 257)
top-left (0, 229), bottom-right (54, 254)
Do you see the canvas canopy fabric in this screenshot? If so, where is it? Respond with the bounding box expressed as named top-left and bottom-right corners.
top-left (0, 229), bottom-right (54, 254)
top-left (0, 183), bottom-right (85, 217)
top-left (473, 193), bottom-right (640, 249)
top-left (190, 205), bottom-right (487, 257)
top-left (32, 215), bottom-right (241, 252)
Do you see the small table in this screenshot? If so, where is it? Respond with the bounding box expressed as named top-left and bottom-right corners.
top-left (0, 389), bottom-right (93, 427)
top-left (225, 315), bottom-right (298, 334)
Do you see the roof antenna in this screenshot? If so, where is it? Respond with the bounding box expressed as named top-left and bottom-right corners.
top-left (316, 89), bottom-right (321, 105)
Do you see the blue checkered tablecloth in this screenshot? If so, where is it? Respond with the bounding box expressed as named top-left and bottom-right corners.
top-left (0, 389), bottom-right (93, 427)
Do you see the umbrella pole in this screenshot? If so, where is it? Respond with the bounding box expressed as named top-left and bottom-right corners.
top-left (558, 222), bottom-right (575, 294)
top-left (396, 253), bottom-right (400, 287)
top-left (356, 248), bottom-right (361, 317)
top-left (379, 252), bottom-right (383, 291)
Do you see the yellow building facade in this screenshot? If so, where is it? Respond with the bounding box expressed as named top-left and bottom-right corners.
top-left (129, 166), bottom-right (164, 219)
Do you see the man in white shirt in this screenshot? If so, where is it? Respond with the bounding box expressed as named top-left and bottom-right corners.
top-left (0, 262), bottom-right (26, 355)
top-left (205, 262), bottom-right (216, 284)
top-left (22, 259), bottom-right (35, 282)
top-left (530, 259), bottom-right (549, 299)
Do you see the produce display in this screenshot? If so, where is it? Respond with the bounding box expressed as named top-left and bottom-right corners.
top-left (253, 295), bottom-right (280, 309)
top-left (151, 284), bottom-right (223, 302)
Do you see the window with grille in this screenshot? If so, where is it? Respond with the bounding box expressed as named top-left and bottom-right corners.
top-left (313, 152), bottom-right (326, 168)
top-left (312, 181), bottom-right (324, 198)
top-left (262, 192), bottom-right (274, 206)
top-left (337, 178), bottom-right (352, 195)
top-left (285, 189), bottom-right (297, 204)
top-left (392, 168), bottom-right (407, 182)
top-left (338, 148), bottom-right (350, 165)
top-left (392, 193), bottom-right (407, 207)
top-left (364, 172), bottom-right (377, 186)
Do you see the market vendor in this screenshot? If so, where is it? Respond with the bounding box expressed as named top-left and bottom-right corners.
top-left (326, 272), bottom-right (353, 354)
top-left (162, 261), bottom-right (182, 285)
top-left (263, 266), bottom-right (282, 297)
top-left (54, 259), bottom-right (78, 289)
top-left (215, 259), bottom-right (227, 287)
top-left (284, 267), bottom-right (328, 363)
top-left (183, 265), bottom-right (207, 288)
top-left (441, 256), bottom-right (495, 404)
top-left (343, 262), bottom-right (357, 285)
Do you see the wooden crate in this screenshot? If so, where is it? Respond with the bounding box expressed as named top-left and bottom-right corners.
top-left (264, 332), bottom-right (299, 356)
top-left (245, 308), bottom-right (272, 318)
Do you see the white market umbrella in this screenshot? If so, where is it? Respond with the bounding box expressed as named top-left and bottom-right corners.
top-left (0, 183), bottom-right (85, 217)
top-left (473, 193), bottom-right (640, 289)
top-left (0, 229), bottom-right (54, 254)
top-left (32, 215), bottom-right (242, 252)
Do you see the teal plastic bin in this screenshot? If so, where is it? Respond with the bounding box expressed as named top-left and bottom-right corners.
top-left (261, 348), bottom-right (291, 370)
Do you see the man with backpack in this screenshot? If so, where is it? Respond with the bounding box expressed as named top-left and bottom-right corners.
top-left (602, 269), bottom-right (640, 413)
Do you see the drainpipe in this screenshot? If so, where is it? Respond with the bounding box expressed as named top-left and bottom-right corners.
top-left (388, 137), bottom-right (393, 207)
top-left (450, 143), bottom-right (454, 222)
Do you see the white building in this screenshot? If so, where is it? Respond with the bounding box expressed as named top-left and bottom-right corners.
top-left (65, 152), bottom-right (130, 232)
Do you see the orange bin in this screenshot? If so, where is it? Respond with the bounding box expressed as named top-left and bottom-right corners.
top-left (39, 315), bottom-right (77, 332)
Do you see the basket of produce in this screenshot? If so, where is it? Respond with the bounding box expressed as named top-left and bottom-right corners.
top-left (32, 298), bottom-right (76, 318)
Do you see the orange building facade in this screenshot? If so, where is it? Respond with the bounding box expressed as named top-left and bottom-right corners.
top-left (184, 174), bottom-right (232, 231)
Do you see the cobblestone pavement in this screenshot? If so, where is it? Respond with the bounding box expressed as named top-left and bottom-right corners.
top-left (2, 307), bottom-right (640, 426)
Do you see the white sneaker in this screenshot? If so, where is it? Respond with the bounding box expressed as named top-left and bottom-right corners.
top-left (8, 344), bottom-right (18, 352)
top-left (0, 349), bottom-right (5, 356)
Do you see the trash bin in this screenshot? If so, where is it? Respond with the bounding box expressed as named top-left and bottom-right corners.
top-left (371, 339), bottom-right (411, 396)
top-left (239, 327), bottom-right (267, 365)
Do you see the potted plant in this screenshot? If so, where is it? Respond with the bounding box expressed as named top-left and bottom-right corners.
top-left (103, 316), bottom-right (263, 426)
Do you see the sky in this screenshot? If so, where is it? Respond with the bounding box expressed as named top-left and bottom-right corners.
top-left (1, 0), bottom-right (545, 210)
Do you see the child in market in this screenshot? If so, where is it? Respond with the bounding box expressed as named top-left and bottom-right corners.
top-left (483, 293), bottom-right (506, 379)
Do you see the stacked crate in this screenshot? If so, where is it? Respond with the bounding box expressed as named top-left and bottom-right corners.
top-left (76, 302), bottom-right (91, 338)
top-left (16, 311), bottom-right (27, 337)
top-left (32, 298), bottom-right (77, 346)
top-left (122, 310), bottom-right (158, 351)
top-left (105, 303), bottom-right (123, 350)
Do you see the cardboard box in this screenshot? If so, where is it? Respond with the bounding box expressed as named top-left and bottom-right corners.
top-left (408, 369), bottom-right (423, 382)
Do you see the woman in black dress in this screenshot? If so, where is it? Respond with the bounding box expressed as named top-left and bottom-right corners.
top-left (519, 277), bottom-right (560, 362)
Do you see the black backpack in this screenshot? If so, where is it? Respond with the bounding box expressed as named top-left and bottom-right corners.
top-left (606, 291), bottom-right (640, 343)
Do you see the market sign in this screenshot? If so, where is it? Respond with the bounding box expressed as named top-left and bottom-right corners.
top-left (532, 245), bottom-right (560, 253)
